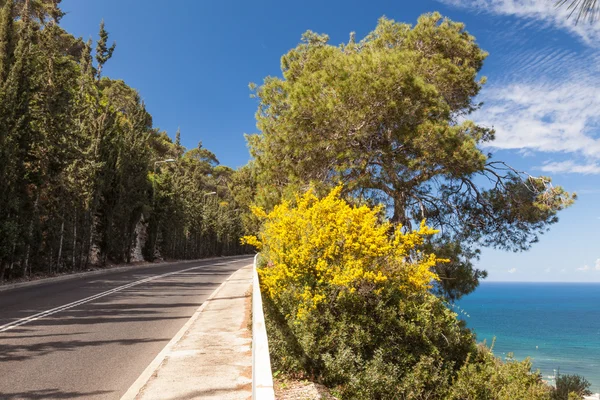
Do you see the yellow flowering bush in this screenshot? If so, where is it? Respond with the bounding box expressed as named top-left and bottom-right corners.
top-left (243, 187), bottom-right (487, 398)
top-left (242, 186), bottom-right (444, 318)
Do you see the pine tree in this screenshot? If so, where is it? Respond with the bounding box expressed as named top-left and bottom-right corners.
top-left (74, 37), bottom-right (104, 267)
top-left (175, 127), bottom-right (184, 158)
top-left (33, 20), bottom-right (81, 272)
top-left (0, 0), bottom-right (14, 85)
top-left (175, 127), bottom-right (181, 147)
top-left (0, 11), bottom-right (38, 276)
top-left (249, 14), bottom-right (575, 300)
top-left (95, 20), bottom-right (115, 79)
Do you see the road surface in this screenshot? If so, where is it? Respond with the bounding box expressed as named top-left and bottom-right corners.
top-left (0, 256), bottom-right (253, 400)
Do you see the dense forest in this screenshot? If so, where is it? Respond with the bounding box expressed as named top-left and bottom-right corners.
top-left (0, 0), bottom-right (250, 282)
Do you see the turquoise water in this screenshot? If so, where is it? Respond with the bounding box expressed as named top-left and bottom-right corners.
top-left (457, 282), bottom-right (600, 392)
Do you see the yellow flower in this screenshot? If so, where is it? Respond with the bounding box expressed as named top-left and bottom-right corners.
top-left (243, 186), bottom-right (443, 319)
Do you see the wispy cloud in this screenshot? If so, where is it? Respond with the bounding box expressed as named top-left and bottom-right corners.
top-left (508, 267), bottom-right (517, 273)
top-left (577, 259), bottom-right (600, 271)
top-left (475, 81), bottom-right (600, 161)
top-left (440, 0), bottom-right (600, 175)
top-left (539, 161), bottom-right (600, 175)
top-left (439, 0), bottom-right (600, 44)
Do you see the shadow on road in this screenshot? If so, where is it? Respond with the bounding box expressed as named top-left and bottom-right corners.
top-left (0, 389), bottom-right (113, 399)
top-left (0, 337), bottom-right (169, 362)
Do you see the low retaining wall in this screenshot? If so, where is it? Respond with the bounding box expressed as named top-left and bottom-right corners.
top-left (252, 253), bottom-right (275, 399)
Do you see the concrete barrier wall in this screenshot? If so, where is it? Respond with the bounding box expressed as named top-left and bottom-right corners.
top-left (252, 253), bottom-right (275, 399)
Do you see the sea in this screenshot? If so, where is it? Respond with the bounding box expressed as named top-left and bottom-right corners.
top-left (456, 282), bottom-right (600, 393)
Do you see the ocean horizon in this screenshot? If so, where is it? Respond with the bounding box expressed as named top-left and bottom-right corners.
top-left (457, 281), bottom-right (600, 393)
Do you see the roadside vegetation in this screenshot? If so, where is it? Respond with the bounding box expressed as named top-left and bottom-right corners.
top-left (246, 187), bottom-right (591, 399)
top-left (0, 0), bottom-right (250, 282)
top-left (243, 13), bottom-right (590, 400)
top-left (552, 373), bottom-right (593, 400)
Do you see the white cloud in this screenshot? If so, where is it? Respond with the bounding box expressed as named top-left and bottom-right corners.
top-left (508, 268), bottom-right (517, 273)
top-left (476, 81), bottom-right (600, 161)
top-left (440, 0), bottom-right (600, 174)
top-left (576, 259), bottom-right (600, 271)
top-left (544, 267), bottom-right (551, 272)
top-left (539, 161), bottom-right (600, 175)
top-left (439, 0), bottom-right (600, 44)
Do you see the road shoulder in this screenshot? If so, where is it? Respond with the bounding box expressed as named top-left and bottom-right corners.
top-left (122, 264), bottom-right (253, 400)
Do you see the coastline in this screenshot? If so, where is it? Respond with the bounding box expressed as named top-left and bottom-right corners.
top-left (458, 282), bottom-right (600, 392)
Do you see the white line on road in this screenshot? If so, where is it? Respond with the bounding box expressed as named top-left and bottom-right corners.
top-left (0, 264), bottom-right (213, 333)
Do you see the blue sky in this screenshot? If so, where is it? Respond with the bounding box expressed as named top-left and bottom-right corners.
top-left (60, 0), bottom-right (599, 282)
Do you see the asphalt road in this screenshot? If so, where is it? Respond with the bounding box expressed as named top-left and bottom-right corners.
top-left (0, 256), bottom-right (253, 400)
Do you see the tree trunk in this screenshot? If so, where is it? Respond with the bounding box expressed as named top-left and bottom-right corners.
top-left (8, 241), bottom-right (16, 279)
top-left (23, 192), bottom-right (40, 278)
top-left (392, 191), bottom-right (412, 231)
top-left (57, 218), bottom-right (65, 271)
top-left (72, 212), bottom-right (77, 270)
top-left (0, 261), bottom-right (6, 281)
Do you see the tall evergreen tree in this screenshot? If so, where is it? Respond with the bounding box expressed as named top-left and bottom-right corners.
top-left (0, 0), bottom-right (13, 85)
top-left (174, 127), bottom-right (184, 158)
top-left (175, 127), bottom-right (181, 147)
top-left (95, 20), bottom-right (115, 79)
top-left (0, 0), bottom-right (64, 24)
top-left (0, 10), bottom-right (38, 276)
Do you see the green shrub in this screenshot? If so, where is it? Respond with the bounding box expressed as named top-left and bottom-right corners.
top-left (263, 278), bottom-right (476, 399)
top-left (552, 373), bottom-right (592, 400)
top-left (450, 345), bottom-right (551, 400)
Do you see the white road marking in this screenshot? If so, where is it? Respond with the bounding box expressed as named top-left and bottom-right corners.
top-left (0, 264), bottom-right (214, 333)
